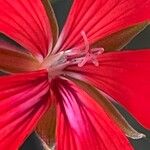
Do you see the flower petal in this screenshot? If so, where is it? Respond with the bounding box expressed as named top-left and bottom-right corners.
top-left (37, 134), bottom-right (52, 150)
top-left (52, 78), bottom-right (133, 150)
top-left (36, 103), bottom-right (56, 147)
top-left (0, 33), bottom-right (26, 52)
top-left (66, 49), bottom-right (150, 129)
top-left (68, 77), bottom-right (145, 139)
top-left (0, 70), bottom-right (51, 150)
top-left (53, 0), bottom-right (150, 53)
top-left (92, 22), bottom-right (149, 51)
top-left (0, 0), bottom-right (52, 59)
top-left (0, 47), bottom-right (40, 73)
top-left (42, 0), bottom-right (59, 47)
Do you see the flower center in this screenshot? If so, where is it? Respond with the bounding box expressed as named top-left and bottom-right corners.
top-left (66, 31), bottom-right (104, 67)
top-left (40, 31), bottom-right (104, 79)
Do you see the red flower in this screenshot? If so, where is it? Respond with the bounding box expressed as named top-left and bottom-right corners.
top-left (0, 0), bottom-right (150, 149)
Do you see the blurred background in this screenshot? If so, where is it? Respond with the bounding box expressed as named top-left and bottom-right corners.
top-left (1, 0), bottom-right (149, 149)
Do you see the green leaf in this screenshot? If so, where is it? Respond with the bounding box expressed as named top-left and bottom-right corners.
top-left (92, 21), bottom-right (149, 51)
top-left (68, 77), bottom-right (146, 139)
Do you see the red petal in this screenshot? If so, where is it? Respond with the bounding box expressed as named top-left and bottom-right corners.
top-left (0, 70), bottom-right (51, 149)
top-left (0, 0), bottom-right (52, 59)
top-left (53, 0), bottom-right (150, 53)
top-left (66, 49), bottom-right (150, 129)
top-left (0, 35), bottom-right (26, 52)
top-left (52, 78), bottom-right (133, 150)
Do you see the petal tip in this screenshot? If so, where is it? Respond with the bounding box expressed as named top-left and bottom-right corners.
top-left (127, 132), bottom-right (146, 140)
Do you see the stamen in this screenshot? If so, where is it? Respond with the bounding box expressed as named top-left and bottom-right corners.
top-left (48, 61), bottom-right (70, 79)
top-left (81, 31), bottom-right (90, 53)
top-left (78, 31), bottom-right (104, 67)
top-left (40, 31), bottom-right (104, 79)
top-left (40, 51), bottom-right (66, 69)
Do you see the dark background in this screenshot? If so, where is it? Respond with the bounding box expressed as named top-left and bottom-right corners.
top-left (4, 0), bottom-right (150, 149)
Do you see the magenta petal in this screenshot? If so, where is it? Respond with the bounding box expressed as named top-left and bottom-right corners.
top-left (66, 49), bottom-right (150, 129)
top-left (0, 70), bottom-right (51, 150)
top-left (52, 78), bottom-right (133, 150)
top-left (53, 0), bottom-right (150, 53)
top-left (0, 0), bottom-right (52, 59)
